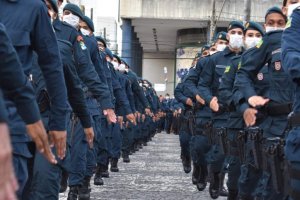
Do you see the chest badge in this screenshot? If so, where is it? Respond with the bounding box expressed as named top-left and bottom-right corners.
top-left (257, 73), bottom-right (264, 81)
top-left (275, 61), bottom-right (281, 71)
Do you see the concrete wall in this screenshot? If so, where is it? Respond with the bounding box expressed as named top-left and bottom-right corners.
top-left (142, 52), bottom-right (175, 96)
top-left (120, 0), bottom-right (282, 22)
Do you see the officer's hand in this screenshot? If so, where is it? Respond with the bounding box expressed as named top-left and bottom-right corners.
top-left (103, 109), bottom-right (117, 124)
top-left (248, 96), bottom-right (269, 107)
top-left (126, 113), bottom-right (136, 125)
top-left (118, 116), bottom-right (124, 129)
top-left (186, 98), bottom-right (193, 106)
top-left (26, 120), bottom-right (57, 164)
top-left (49, 130), bottom-right (67, 160)
top-left (196, 95), bottom-right (205, 105)
top-left (0, 123), bottom-right (18, 200)
top-left (145, 108), bottom-right (151, 116)
top-left (243, 108), bottom-right (258, 127)
top-left (209, 97), bottom-right (219, 112)
top-left (84, 127), bottom-right (94, 148)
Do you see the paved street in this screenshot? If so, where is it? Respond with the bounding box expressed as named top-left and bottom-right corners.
top-left (60, 133), bottom-right (226, 200)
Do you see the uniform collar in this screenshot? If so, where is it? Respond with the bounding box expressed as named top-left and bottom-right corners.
top-left (224, 46), bottom-right (243, 56)
top-left (53, 18), bottom-right (62, 31)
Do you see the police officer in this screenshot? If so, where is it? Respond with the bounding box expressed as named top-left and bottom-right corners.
top-left (0, 22), bottom-right (58, 200)
top-left (197, 21), bottom-right (245, 199)
top-left (235, 7), bottom-right (291, 199)
top-left (0, 0), bottom-right (69, 198)
top-left (218, 21), bottom-right (264, 199)
top-left (183, 32), bottom-right (228, 194)
top-left (280, 1), bottom-right (300, 200)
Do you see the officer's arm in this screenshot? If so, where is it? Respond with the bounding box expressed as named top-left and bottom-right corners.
top-left (183, 60), bottom-right (205, 97)
top-left (174, 83), bottom-right (188, 104)
top-left (32, 5), bottom-right (68, 131)
top-left (0, 91), bottom-right (8, 123)
top-left (112, 72), bottom-right (132, 115)
top-left (0, 23), bottom-right (41, 124)
top-left (63, 61), bottom-right (92, 128)
top-left (235, 40), bottom-right (270, 101)
top-left (282, 12), bottom-right (300, 84)
top-left (198, 58), bottom-right (215, 105)
top-left (218, 57), bottom-right (240, 106)
top-left (126, 79), bottom-right (136, 113)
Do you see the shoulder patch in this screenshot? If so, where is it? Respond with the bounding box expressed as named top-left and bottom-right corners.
top-left (238, 62), bottom-right (242, 70)
top-left (225, 66), bottom-right (231, 73)
top-left (256, 39), bottom-right (263, 48)
top-left (286, 18), bottom-right (292, 29)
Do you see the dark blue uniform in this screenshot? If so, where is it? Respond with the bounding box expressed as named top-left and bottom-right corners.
top-left (235, 30), bottom-right (293, 199)
top-left (29, 39), bottom-right (93, 199)
top-left (0, 1), bottom-right (68, 198)
top-left (281, 9), bottom-right (300, 200)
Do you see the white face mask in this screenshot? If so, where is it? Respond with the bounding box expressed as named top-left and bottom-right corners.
top-left (216, 44), bottom-right (227, 52)
top-left (119, 64), bottom-right (126, 71)
top-left (210, 51), bottom-right (217, 55)
top-left (139, 83), bottom-right (143, 87)
top-left (229, 34), bottom-right (244, 49)
top-left (245, 37), bottom-right (262, 50)
top-left (111, 61), bottom-right (119, 70)
top-left (288, 3), bottom-right (300, 17)
top-left (80, 28), bottom-right (90, 36)
top-left (63, 13), bottom-right (80, 28)
top-left (265, 26), bottom-right (285, 33)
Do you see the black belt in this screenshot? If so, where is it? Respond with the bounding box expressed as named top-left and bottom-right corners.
top-left (261, 103), bottom-right (292, 116)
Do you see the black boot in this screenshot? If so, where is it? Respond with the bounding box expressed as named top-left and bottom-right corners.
top-left (192, 163), bottom-right (200, 185)
top-left (123, 154), bottom-right (130, 163)
top-left (209, 172), bottom-right (220, 199)
top-left (228, 189), bottom-right (238, 200)
top-left (83, 176), bottom-right (91, 192)
top-left (197, 165), bottom-right (208, 191)
top-left (94, 166), bottom-right (104, 186)
top-left (100, 164), bottom-right (109, 178)
top-left (219, 173), bottom-right (228, 197)
top-left (181, 156), bottom-right (191, 174)
top-left (78, 184), bottom-right (90, 200)
top-left (67, 186), bottom-right (78, 200)
top-left (60, 169), bottom-right (68, 193)
top-left (110, 158), bottom-right (119, 172)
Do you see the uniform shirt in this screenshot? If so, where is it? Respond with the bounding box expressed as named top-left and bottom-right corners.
top-left (0, 1), bottom-right (67, 131)
top-left (118, 71), bottom-right (136, 114)
top-left (53, 19), bottom-right (113, 110)
top-left (31, 39), bottom-right (92, 128)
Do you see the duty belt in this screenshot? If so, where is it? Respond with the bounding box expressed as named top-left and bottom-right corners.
top-left (260, 103), bottom-right (292, 116)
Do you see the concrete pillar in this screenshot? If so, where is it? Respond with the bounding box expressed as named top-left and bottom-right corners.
top-left (122, 19), bottom-right (133, 68)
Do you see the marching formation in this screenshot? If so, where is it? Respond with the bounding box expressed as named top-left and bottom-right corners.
top-left (174, 0), bottom-right (300, 199)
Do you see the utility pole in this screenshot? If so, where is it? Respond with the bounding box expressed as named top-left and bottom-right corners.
top-left (244, 0), bottom-right (251, 22)
top-left (210, 0), bottom-right (216, 43)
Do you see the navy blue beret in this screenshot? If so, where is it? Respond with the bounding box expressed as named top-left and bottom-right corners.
top-left (265, 6), bottom-right (287, 22)
top-left (215, 31), bottom-right (228, 42)
top-left (83, 16), bottom-right (94, 32)
top-left (105, 48), bottom-right (113, 60)
top-left (95, 36), bottom-right (107, 48)
top-left (113, 54), bottom-right (121, 64)
top-left (63, 3), bottom-right (84, 19)
top-left (227, 20), bottom-right (244, 31)
top-left (244, 21), bottom-right (265, 36)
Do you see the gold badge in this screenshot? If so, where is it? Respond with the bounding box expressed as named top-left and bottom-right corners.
top-left (257, 73), bottom-right (263, 80)
top-left (275, 62), bottom-right (281, 71)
